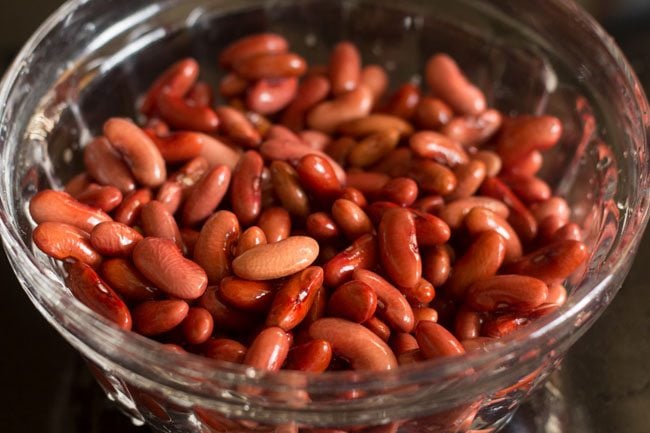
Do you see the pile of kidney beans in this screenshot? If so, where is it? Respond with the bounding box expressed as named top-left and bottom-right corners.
top-left (29, 33), bottom-right (589, 373)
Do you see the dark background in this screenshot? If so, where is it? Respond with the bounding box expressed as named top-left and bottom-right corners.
top-left (0, 1), bottom-right (649, 432)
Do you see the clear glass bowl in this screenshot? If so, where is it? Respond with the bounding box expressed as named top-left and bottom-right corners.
top-left (0, 0), bottom-right (648, 432)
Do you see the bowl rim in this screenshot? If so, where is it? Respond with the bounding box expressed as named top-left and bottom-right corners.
top-left (1, 0), bottom-right (649, 398)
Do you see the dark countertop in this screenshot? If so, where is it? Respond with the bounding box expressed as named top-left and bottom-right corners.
top-left (0, 2), bottom-right (648, 432)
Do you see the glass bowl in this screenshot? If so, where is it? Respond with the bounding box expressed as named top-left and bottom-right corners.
top-left (1, 0), bottom-right (648, 432)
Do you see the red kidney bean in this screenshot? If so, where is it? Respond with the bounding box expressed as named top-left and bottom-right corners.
top-left (187, 81), bottom-right (214, 107)
top-left (146, 131), bottom-right (205, 163)
top-left (144, 118), bottom-right (170, 136)
top-left (446, 160), bottom-right (487, 201)
top-left (329, 41), bottom-right (361, 95)
top-left (65, 261), bottom-right (132, 330)
top-left (379, 177), bottom-right (419, 207)
top-left (154, 182), bottom-right (182, 216)
top-left (182, 307), bottom-right (214, 345)
top-left (363, 316), bottom-right (392, 343)
top-left (415, 97), bottom-right (453, 129)
top-left (219, 33), bottom-right (288, 68)
top-left (198, 135), bottom-right (242, 170)
top-left (157, 90), bottom-right (220, 132)
top-left (411, 209), bottom-right (451, 247)
top-left (480, 176), bottom-right (538, 243)
top-left (413, 307), bottom-right (439, 329)
top-left (504, 239), bottom-right (589, 284)
top-left (285, 339), bottom-right (333, 372)
top-left (281, 75), bottom-right (331, 131)
top-left (230, 151), bottom-right (264, 226)
top-left (258, 207), bottom-right (291, 243)
top-left (90, 221), bottom-right (143, 257)
top-left (345, 171), bottom-right (390, 196)
top-left (33, 222), bottom-right (101, 267)
top-left (306, 85), bottom-right (374, 134)
top-left (259, 138), bottom-right (346, 183)
top-left (500, 174), bottom-right (551, 204)
top-left (113, 188), bottom-right (151, 226)
top-left (199, 286), bottom-right (255, 331)
top-left (296, 153), bottom-right (343, 199)
top-left (306, 212), bottom-right (340, 241)
top-left (243, 327), bottom-right (291, 371)
top-left (266, 266), bottom-right (324, 330)
top-left (83, 137), bottom-right (136, 193)
top-left (546, 283), bottom-right (568, 306)
top-left (233, 52), bottom-right (307, 80)
top-left (552, 222), bottom-right (582, 243)
top-left (339, 187), bottom-right (368, 208)
top-left (497, 115), bottom-right (563, 166)
top-left (219, 277), bottom-right (274, 312)
top-left (214, 106), bottom-right (261, 148)
top-left (441, 109), bottom-right (502, 146)
top-left (415, 321), bottom-right (465, 359)
top-left (372, 147), bottom-right (414, 178)
top-left (182, 165), bottom-right (232, 226)
top-left (270, 160), bottom-right (311, 218)
top-left (465, 275), bottom-right (548, 312)
top-left (445, 230), bottom-right (507, 299)
top-left (232, 236), bottom-right (319, 280)
top-left (339, 114), bottom-right (414, 138)
top-left (247, 77), bottom-right (299, 115)
top-left (378, 207), bottom-right (421, 289)
top-left (422, 245), bottom-right (452, 288)
top-left (75, 185), bottom-right (123, 213)
top-left (360, 64), bottom-right (388, 104)
top-left (30, 190), bottom-right (111, 233)
top-left (464, 207), bottom-right (522, 263)
top-left (310, 318), bottom-right (397, 371)
top-left (328, 280), bottom-right (378, 324)
top-left (234, 226), bottom-right (267, 256)
top-left (398, 348), bottom-right (425, 365)
top-left (454, 307), bottom-right (482, 341)
top-left (203, 338), bottom-right (247, 363)
top-left (425, 54), bottom-right (486, 115)
top-left (325, 136), bottom-right (356, 165)
top-left (402, 278), bottom-right (436, 305)
top-left (409, 131), bottom-right (469, 167)
top-left (530, 197), bottom-right (571, 225)
top-left (473, 150), bottom-right (502, 177)
top-left (323, 234), bottom-right (378, 288)
top-left (104, 118), bottom-right (167, 187)
top-left (354, 269), bottom-right (415, 333)
top-left (382, 83), bottom-right (421, 119)
top-left (133, 237), bottom-right (208, 300)
top-left (141, 201), bottom-right (185, 253)
top-left (331, 199), bottom-right (373, 240)
top-left (100, 258), bottom-right (158, 301)
top-left (409, 159), bottom-right (457, 196)
top-left (141, 58), bottom-right (198, 116)
top-left (133, 299), bottom-right (189, 336)
top-left (438, 196), bottom-right (509, 230)
top-left (390, 332), bottom-right (420, 356)
top-left (193, 211), bottom-right (240, 284)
